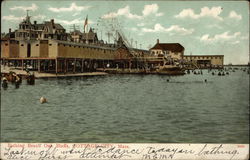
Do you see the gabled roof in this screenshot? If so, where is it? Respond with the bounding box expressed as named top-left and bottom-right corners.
top-left (82, 27), bottom-right (98, 40)
top-left (82, 32), bottom-right (98, 40)
top-left (54, 24), bottom-right (64, 30)
top-left (44, 21), bottom-right (65, 34)
top-left (34, 24), bottom-right (45, 30)
top-left (151, 43), bottom-right (184, 52)
top-left (3, 32), bottom-right (15, 39)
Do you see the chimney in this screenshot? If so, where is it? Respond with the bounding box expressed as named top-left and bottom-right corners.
top-left (51, 19), bottom-right (55, 27)
top-left (157, 39), bottom-right (159, 44)
top-left (34, 21), bottom-right (37, 25)
top-left (9, 28), bottom-right (11, 33)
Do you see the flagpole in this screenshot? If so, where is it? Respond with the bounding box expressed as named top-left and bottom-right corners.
top-left (87, 25), bottom-right (88, 44)
top-left (85, 15), bottom-right (88, 44)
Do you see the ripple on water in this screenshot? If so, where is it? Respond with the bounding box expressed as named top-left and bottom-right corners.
top-left (1, 70), bottom-right (249, 143)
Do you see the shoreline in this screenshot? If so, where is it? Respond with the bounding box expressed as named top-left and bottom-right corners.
top-left (1, 65), bottom-right (249, 79)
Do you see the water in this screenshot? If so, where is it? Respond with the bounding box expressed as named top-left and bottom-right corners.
top-left (1, 69), bottom-right (249, 143)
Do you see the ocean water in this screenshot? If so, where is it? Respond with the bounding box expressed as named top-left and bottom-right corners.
top-left (1, 69), bottom-right (249, 143)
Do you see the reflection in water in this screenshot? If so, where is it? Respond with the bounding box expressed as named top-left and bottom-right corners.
top-left (1, 69), bottom-right (249, 143)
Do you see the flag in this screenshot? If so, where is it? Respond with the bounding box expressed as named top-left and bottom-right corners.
top-left (84, 15), bottom-right (88, 33)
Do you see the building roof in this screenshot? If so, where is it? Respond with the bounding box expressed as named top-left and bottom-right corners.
top-left (184, 55), bottom-right (224, 57)
top-left (54, 40), bottom-right (117, 51)
top-left (82, 32), bottom-right (97, 40)
top-left (71, 30), bottom-right (82, 35)
top-left (20, 17), bottom-right (32, 25)
top-left (3, 32), bottom-right (15, 39)
top-left (44, 21), bottom-right (65, 34)
top-left (34, 24), bottom-right (45, 30)
top-left (131, 48), bottom-right (150, 54)
top-left (151, 43), bottom-right (184, 52)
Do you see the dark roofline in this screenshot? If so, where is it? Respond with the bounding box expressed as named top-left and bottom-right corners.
top-left (150, 43), bottom-right (184, 52)
top-left (184, 55), bottom-right (224, 57)
top-left (53, 39), bottom-right (117, 51)
top-left (130, 48), bottom-right (149, 52)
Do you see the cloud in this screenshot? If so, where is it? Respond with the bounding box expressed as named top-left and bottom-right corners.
top-left (175, 6), bottom-right (223, 21)
top-left (137, 23), bottom-right (145, 27)
top-left (241, 35), bottom-right (248, 40)
top-left (231, 40), bottom-right (240, 44)
top-left (102, 4), bottom-right (163, 19)
top-left (10, 3), bottom-right (38, 12)
top-left (142, 23), bottom-right (194, 35)
top-left (48, 3), bottom-right (90, 12)
top-left (228, 11), bottom-right (242, 20)
top-left (156, 12), bottom-right (164, 17)
top-left (206, 24), bottom-right (222, 29)
top-left (2, 15), bottom-right (25, 21)
top-left (55, 18), bottom-right (94, 25)
top-left (138, 32), bottom-right (144, 36)
top-left (102, 6), bottom-right (142, 19)
top-left (130, 27), bottom-right (138, 31)
top-left (3, 14), bottom-right (46, 23)
top-left (142, 4), bottom-right (163, 17)
top-left (72, 12), bottom-right (80, 17)
top-left (200, 31), bottom-right (241, 43)
top-left (33, 14), bottom-right (46, 20)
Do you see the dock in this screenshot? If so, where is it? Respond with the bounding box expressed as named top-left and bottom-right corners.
top-left (1, 65), bottom-right (108, 79)
top-left (35, 72), bottom-right (108, 78)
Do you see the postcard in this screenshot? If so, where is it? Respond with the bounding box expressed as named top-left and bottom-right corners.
top-left (1, 0), bottom-right (249, 160)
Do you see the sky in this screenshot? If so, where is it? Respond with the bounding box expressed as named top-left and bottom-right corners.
top-left (1, 0), bottom-right (249, 64)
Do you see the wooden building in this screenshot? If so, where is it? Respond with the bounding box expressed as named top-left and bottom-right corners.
top-left (183, 55), bottom-right (224, 68)
top-left (1, 38), bottom-right (149, 73)
top-left (150, 39), bottom-right (184, 60)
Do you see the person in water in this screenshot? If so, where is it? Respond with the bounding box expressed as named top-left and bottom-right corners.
top-left (2, 77), bottom-right (8, 89)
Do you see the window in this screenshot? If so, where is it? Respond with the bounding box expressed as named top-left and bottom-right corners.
top-left (36, 44), bottom-right (39, 46)
top-left (5, 43), bottom-right (8, 46)
top-left (49, 44), bottom-right (52, 46)
top-left (21, 44), bottom-right (24, 46)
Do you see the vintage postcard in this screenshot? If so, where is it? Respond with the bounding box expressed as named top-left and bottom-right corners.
top-left (0, 0), bottom-right (249, 159)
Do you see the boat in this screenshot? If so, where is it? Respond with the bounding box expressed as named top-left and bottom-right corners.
top-left (157, 65), bottom-right (185, 75)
